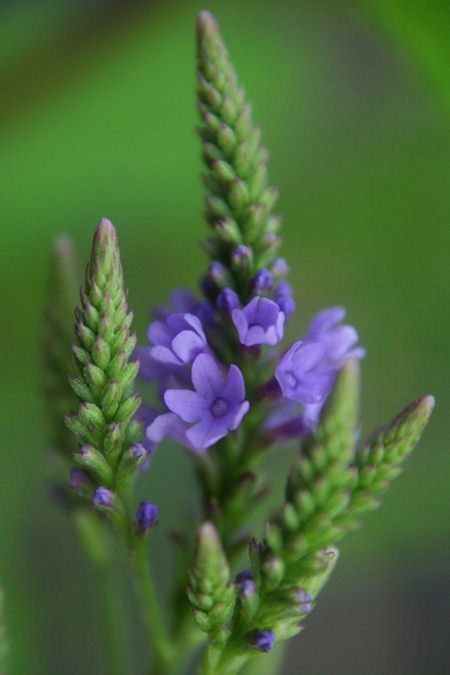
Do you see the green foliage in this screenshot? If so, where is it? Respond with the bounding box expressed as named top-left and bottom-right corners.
top-left (42, 236), bottom-right (80, 458)
top-left (66, 219), bottom-right (142, 507)
top-left (197, 11), bottom-right (281, 300)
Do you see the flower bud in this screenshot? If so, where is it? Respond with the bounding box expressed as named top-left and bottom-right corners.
top-left (136, 501), bottom-right (159, 530)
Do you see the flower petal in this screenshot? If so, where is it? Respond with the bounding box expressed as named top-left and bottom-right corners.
top-left (223, 364), bottom-right (246, 403)
top-left (164, 389), bottom-right (207, 423)
top-left (186, 418), bottom-right (226, 450)
top-left (171, 330), bottom-right (206, 363)
top-left (191, 354), bottom-right (225, 399)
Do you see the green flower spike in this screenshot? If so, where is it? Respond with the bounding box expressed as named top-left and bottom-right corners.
top-left (65, 218), bottom-right (142, 522)
top-left (197, 10), bottom-right (281, 300)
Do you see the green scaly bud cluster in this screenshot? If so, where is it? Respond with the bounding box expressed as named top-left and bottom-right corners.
top-left (197, 11), bottom-right (281, 299)
top-left (66, 219), bottom-right (142, 511)
top-left (214, 365), bottom-right (433, 669)
top-left (188, 522), bottom-right (236, 642)
top-left (345, 395), bottom-right (435, 524)
top-left (42, 237), bottom-right (80, 459)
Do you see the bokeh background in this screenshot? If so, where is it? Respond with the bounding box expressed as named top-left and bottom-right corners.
top-left (0, 1), bottom-right (449, 673)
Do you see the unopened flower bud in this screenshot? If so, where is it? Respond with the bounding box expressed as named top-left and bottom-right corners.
top-left (136, 501), bottom-right (159, 530)
top-left (251, 629), bottom-right (275, 652)
top-left (251, 268), bottom-right (273, 292)
top-left (216, 288), bottom-right (240, 312)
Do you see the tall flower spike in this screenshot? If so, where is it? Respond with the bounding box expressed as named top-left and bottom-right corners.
top-left (66, 219), bottom-right (142, 500)
top-left (42, 237), bottom-right (80, 458)
top-left (197, 11), bottom-right (281, 300)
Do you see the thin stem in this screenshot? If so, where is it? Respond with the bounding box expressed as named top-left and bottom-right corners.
top-left (73, 510), bottom-right (127, 675)
top-left (98, 564), bottom-right (127, 675)
top-left (132, 544), bottom-right (173, 674)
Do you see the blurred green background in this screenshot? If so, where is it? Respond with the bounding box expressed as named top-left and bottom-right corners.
top-left (0, 1), bottom-right (448, 673)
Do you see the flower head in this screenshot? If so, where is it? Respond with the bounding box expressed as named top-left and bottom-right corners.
top-left (305, 306), bottom-right (366, 363)
top-left (163, 354), bottom-right (249, 451)
top-left (232, 297), bottom-right (285, 346)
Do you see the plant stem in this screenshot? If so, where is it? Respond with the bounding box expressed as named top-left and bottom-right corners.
top-left (74, 510), bottom-right (127, 675)
top-left (132, 544), bottom-right (173, 674)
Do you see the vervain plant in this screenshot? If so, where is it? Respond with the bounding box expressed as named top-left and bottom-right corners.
top-left (35, 10), bottom-right (434, 675)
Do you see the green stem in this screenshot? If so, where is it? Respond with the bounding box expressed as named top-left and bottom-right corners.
top-left (132, 544), bottom-right (174, 674)
top-left (73, 510), bottom-right (127, 675)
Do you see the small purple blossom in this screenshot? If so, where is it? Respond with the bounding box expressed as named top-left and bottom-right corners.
top-left (275, 280), bottom-right (296, 318)
top-left (232, 297), bottom-right (285, 346)
top-left (271, 257), bottom-right (289, 278)
top-left (163, 354), bottom-right (249, 451)
top-left (252, 268), bottom-right (273, 292)
top-left (146, 411), bottom-right (195, 452)
top-left (276, 307), bottom-right (365, 404)
top-left (251, 630), bottom-right (276, 652)
top-left (216, 287), bottom-right (240, 312)
top-left (136, 501), bottom-right (159, 530)
top-left (235, 570), bottom-right (256, 597)
top-left (305, 306), bottom-right (366, 363)
top-left (276, 341), bottom-right (333, 404)
top-left (93, 487), bottom-right (114, 508)
top-left (148, 313), bottom-right (208, 366)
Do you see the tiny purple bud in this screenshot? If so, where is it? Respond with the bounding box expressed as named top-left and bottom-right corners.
top-left (252, 268), bottom-right (273, 292)
top-left (208, 261), bottom-right (228, 286)
top-left (271, 257), bottom-right (289, 278)
top-left (231, 245), bottom-right (252, 265)
top-left (216, 287), bottom-right (240, 312)
top-left (294, 588), bottom-right (312, 613)
top-left (136, 500), bottom-right (159, 530)
top-left (131, 443), bottom-right (148, 459)
top-left (69, 468), bottom-right (88, 489)
top-left (251, 630), bottom-right (275, 652)
top-left (235, 569), bottom-right (256, 597)
top-left (93, 486), bottom-right (114, 508)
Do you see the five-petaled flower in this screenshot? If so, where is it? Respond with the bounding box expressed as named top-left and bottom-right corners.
top-left (163, 354), bottom-right (249, 451)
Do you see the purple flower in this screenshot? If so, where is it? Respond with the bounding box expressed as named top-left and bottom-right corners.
top-left (232, 297), bottom-right (285, 346)
top-left (252, 268), bottom-right (273, 292)
top-left (93, 487), bottom-right (114, 508)
top-left (305, 306), bottom-right (366, 363)
top-left (251, 630), bottom-right (275, 652)
top-left (136, 501), bottom-right (159, 530)
top-left (235, 570), bottom-right (256, 597)
top-left (216, 287), bottom-right (240, 312)
top-left (163, 354), bottom-right (249, 451)
top-left (276, 307), bottom-right (365, 404)
top-left (275, 341), bottom-right (334, 404)
top-left (275, 280), bottom-right (296, 318)
top-left (148, 313), bottom-right (208, 366)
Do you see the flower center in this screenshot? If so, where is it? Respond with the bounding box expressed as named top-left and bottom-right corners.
top-left (211, 397), bottom-right (229, 419)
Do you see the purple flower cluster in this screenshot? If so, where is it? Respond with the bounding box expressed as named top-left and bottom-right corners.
top-left (137, 270), bottom-right (364, 454)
